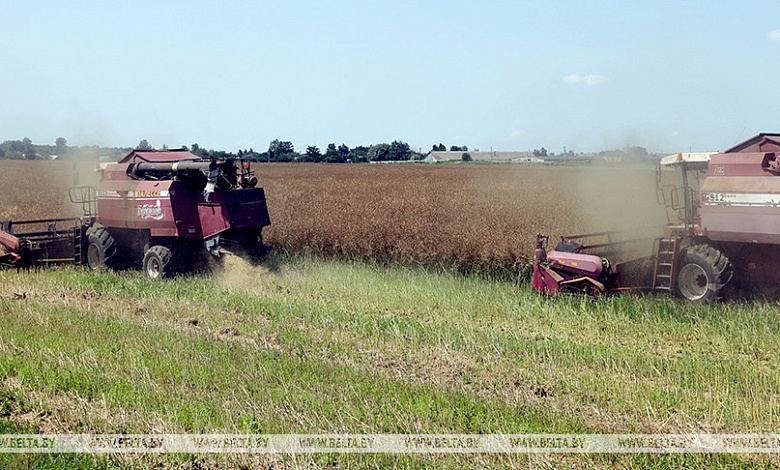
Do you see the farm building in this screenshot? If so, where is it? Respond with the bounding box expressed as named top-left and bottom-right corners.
top-left (425, 151), bottom-right (542, 163)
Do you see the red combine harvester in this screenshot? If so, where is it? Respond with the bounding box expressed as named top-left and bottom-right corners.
top-left (533, 132), bottom-right (780, 301)
top-left (0, 149), bottom-right (270, 278)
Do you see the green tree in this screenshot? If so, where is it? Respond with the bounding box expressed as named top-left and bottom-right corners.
top-left (367, 143), bottom-right (391, 162)
top-left (323, 143), bottom-right (340, 162)
top-left (390, 140), bottom-right (411, 160)
top-left (191, 143), bottom-right (209, 158)
top-left (348, 146), bottom-right (369, 163)
top-left (22, 137), bottom-right (36, 159)
top-left (461, 152), bottom-right (472, 162)
top-left (304, 145), bottom-right (322, 162)
top-left (268, 139), bottom-right (296, 161)
top-left (270, 139), bottom-right (294, 155)
top-left (137, 139), bottom-right (153, 150)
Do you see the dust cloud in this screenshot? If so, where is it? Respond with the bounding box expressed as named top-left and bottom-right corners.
top-left (572, 163), bottom-right (668, 261)
top-left (576, 164), bottom-right (667, 232)
top-left (212, 253), bottom-right (273, 293)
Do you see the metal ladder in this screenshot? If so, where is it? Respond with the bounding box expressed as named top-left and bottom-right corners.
top-left (73, 225), bottom-right (83, 266)
top-left (652, 237), bottom-right (679, 291)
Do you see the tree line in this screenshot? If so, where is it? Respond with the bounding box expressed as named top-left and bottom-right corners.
top-left (0, 136), bottom-right (655, 164)
top-left (431, 143), bottom-right (468, 152)
top-left (0, 137), bottom-right (478, 163)
top-left (0, 137), bottom-right (129, 161)
top-left (188, 139), bottom-right (427, 163)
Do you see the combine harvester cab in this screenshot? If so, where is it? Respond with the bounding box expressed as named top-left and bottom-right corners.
top-left (533, 132), bottom-right (780, 302)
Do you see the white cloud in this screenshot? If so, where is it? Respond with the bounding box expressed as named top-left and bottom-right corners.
top-left (770, 30), bottom-right (780, 42)
top-left (582, 74), bottom-right (608, 85)
top-left (509, 129), bottom-right (526, 140)
top-left (563, 74), bottom-right (608, 85)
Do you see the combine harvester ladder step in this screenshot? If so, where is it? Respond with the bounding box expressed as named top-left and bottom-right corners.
top-left (653, 238), bottom-right (679, 291)
top-left (73, 226), bottom-right (82, 266)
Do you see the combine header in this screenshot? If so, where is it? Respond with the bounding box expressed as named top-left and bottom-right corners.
top-left (533, 132), bottom-right (780, 301)
top-left (0, 149), bottom-right (270, 278)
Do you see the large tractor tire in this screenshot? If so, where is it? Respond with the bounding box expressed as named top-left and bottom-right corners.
top-left (85, 225), bottom-right (117, 270)
top-left (143, 245), bottom-right (173, 279)
top-left (675, 244), bottom-right (734, 302)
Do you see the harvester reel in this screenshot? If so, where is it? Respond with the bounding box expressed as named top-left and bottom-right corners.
top-left (676, 245), bottom-right (733, 302)
top-left (85, 225), bottom-right (117, 270)
top-left (143, 245), bottom-right (173, 279)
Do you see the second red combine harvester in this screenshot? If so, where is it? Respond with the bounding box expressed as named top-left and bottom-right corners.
top-left (0, 148), bottom-right (271, 278)
top-left (533, 132), bottom-right (780, 302)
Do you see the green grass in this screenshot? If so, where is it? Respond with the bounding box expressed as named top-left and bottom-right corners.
top-left (0, 254), bottom-right (779, 468)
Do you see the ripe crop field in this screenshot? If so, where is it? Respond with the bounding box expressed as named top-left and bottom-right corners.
top-left (259, 163), bottom-right (667, 275)
top-left (1, 160), bottom-right (775, 469)
top-left (0, 161), bottom-right (81, 221)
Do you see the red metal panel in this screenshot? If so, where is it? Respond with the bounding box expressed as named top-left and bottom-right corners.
top-left (701, 207), bottom-right (780, 244)
top-left (701, 149), bottom-right (780, 244)
top-left (724, 133), bottom-right (780, 153)
top-left (99, 163), bottom-right (133, 181)
top-left (197, 204), bottom-right (231, 238)
top-left (708, 152), bottom-right (775, 177)
top-left (547, 251), bottom-right (604, 278)
top-left (532, 263), bottom-right (562, 294)
top-left (0, 230), bottom-right (20, 253)
top-left (703, 176), bottom-right (780, 193)
top-left (95, 180), bottom-right (135, 227)
top-left (131, 181), bottom-right (175, 232)
top-left (169, 184), bottom-right (202, 239)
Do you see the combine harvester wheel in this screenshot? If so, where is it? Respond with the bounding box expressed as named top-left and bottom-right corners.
top-left (675, 245), bottom-right (733, 302)
top-left (143, 245), bottom-right (173, 279)
top-left (85, 225), bottom-right (116, 270)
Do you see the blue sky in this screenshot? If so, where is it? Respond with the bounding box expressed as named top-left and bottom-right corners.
top-left (2, 1), bottom-right (780, 153)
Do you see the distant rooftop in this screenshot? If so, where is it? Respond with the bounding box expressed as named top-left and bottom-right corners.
top-left (426, 151), bottom-right (537, 162)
